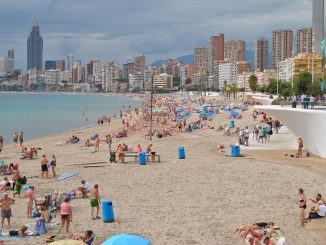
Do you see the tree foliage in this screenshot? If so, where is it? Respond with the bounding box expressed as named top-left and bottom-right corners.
top-left (248, 75), bottom-right (258, 92)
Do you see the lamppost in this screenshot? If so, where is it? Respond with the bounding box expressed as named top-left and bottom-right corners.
top-left (149, 73), bottom-right (154, 141)
top-left (312, 31), bottom-right (315, 84)
top-left (276, 64), bottom-right (279, 95)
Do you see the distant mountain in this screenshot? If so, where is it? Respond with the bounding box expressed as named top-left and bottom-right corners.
top-left (151, 54), bottom-right (194, 67)
top-left (151, 59), bottom-right (165, 67)
top-left (176, 54), bottom-right (194, 64)
top-left (152, 51), bottom-right (273, 69)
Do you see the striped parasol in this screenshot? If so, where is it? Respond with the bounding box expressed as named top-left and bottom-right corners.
top-left (57, 172), bottom-right (78, 181)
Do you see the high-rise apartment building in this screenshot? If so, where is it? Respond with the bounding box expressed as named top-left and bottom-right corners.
top-left (67, 55), bottom-right (74, 72)
top-left (163, 59), bottom-right (181, 78)
top-left (255, 38), bottom-right (269, 72)
top-left (7, 49), bottom-right (14, 59)
top-left (180, 64), bottom-right (193, 86)
top-left (312, 0), bottom-right (324, 56)
top-left (218, 62), bottom-right (237, 89)
top-left (101, 60), bottom-right (120, 91)
top-left (272, 29), bottom-right (293, 69)
top-left (0, 58), bottom-right (14, 75)
top-left (224, 40), bottom-right (245, 63)
top-left (123, 62), bottom-right (134, 79)
top-left (194, 46), bottom-right (208, 74)
top-left (27, 22), bottom-right (43, 71)
top-left (297, 27), bottom-right (313, 54)
top-left (133, 55), bottom-right (145, 75)
top-left (208, 34), bottom-right (224, 75)
top-left (56, 60), bottom-right (65, 71)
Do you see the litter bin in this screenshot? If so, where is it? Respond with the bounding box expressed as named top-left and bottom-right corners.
top-left (178, 146), bottom-right (185, 159)
top-left (230, 120), bottom-right (235, 128)
top-left (139, 152), bottom-right (147, 165)
top-left (215, 108), bottom-right (219, 114)
top-left (102, 200), bottom-right (114, 223)
top-left (231, 145), bottom-right (240, 157)
top-left (292, 101), bottom-right (297, 108)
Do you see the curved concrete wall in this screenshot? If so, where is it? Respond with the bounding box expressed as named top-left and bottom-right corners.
top-left (255, 106), bottom-right (326, 158)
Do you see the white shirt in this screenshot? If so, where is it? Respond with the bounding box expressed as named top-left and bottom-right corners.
top-left (83, 182), bottom-right (91, 190)
top-left (317, 205), bottom-right (326, 217)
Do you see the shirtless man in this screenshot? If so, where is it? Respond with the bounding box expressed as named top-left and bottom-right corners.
top-left (0, 193), bottom-right (15, 228)
top-left (41, 154), bottom-right (49, 179)
top-left (25, 186), bottom-right (37, 218)
top-left (90, 184), bottom-right (101, 220)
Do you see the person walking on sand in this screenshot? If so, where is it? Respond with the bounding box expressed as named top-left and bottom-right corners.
top-left (298, 188), bottom-right (307, 227)
top-left (90, 184), bottom-right (101, 220)
top-left (19, 132), bottom-right (24, 147)
top-left (0, 135), bottom-right (3, 153)
top-left (25, 186), bottom-right (37, 218)
top-left (40, 154), bottom-right (49, 179)
top-left (298, 138), bottom-right (304, 158)
top-left (12, 133), bottom-right (18, 147)
top-left (0, 193), bottom-right (15, 228)
top-left (58, 197), bottom-right (72, 234)
top-left (50, 155), bottom-right (57, 177)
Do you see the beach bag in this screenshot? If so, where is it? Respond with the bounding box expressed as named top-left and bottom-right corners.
top-left (35, 218), bottom-right (48, 235)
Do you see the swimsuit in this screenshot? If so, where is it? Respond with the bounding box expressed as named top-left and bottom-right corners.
top-left (90, 199), bottom-right (99, 207)
top-left (299, 199), bottom-right (306, 209)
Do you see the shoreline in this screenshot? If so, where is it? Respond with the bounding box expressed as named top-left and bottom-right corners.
top-left (1, 92), bottom-right (144, 144)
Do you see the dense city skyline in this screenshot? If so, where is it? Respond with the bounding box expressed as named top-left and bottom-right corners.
top-left (0, 0), bottom-right (316, 71)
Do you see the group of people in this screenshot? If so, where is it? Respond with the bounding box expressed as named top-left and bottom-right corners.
top-left (298, 188), bottom-right (326, 227)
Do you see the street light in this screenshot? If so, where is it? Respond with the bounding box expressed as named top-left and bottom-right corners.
top-left (276, 64), bottom-right (279, 95)
top-left (149, 73), bottom-right (154, 141)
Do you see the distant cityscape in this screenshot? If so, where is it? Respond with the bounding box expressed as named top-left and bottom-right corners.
top-left (0, 0), bottom-right (324, 93)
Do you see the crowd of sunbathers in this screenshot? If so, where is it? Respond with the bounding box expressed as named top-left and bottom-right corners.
top-left (235, 222), bottom-right (280, 245)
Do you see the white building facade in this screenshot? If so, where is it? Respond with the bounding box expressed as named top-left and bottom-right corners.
top-left (218, 63), bottom-right (237, 89)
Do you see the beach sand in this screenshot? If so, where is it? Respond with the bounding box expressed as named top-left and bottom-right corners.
top-left (1, 104), bottom-right (326, 245)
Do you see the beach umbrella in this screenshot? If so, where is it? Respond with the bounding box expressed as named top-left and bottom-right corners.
top-left (57, 172), bottom-right (78, 181)
top-left (102, 234), bottom-right (151, 245)
top-left (50, 240), bottom-right (85, 245)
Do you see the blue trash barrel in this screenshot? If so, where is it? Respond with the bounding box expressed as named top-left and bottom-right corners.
top-left (178, 146), bottom-right (185, 159)
top-left (102, 200), bottom-right (114, 223)
top-left (139, 152), bottom-right (147, 165)
top-left (230, 120), bottom-right (235, 128)
top-left (231, 145), bottom-right (240, 157)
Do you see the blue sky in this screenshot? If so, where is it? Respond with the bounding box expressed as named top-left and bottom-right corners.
top-left (0, 0), bottom-right (313, 71)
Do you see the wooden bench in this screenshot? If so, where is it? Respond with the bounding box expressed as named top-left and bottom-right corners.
top-left (106, 153), bottom-right (161, 163)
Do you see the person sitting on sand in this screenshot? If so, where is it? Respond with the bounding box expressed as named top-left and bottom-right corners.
top-left (310, 193), bottom-right (326, 205)
top-left (71, 230), bottom-right (94, 245)
top-left (116, 145), bottom-right (125, 163)
top-left (78, 180), bottom-right (91, 198)
top-left (83, 139), bottom-right (92, 147)
top-left (305, 196), bottom-right (326, 222)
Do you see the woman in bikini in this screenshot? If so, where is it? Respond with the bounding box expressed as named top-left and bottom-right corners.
top-left (298, 188), bottom-right (307, 227)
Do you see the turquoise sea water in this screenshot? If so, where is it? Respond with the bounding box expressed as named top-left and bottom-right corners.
top-left (0, 93), bottom-right (141, 143)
